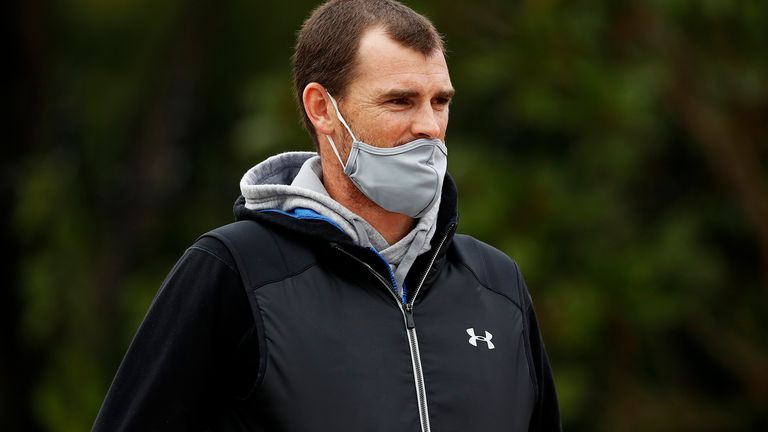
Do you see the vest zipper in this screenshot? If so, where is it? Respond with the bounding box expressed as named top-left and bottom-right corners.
top-left (402, 222), bottom-right (455, 432)
top-left (330, 222), bottom-right (456, 432)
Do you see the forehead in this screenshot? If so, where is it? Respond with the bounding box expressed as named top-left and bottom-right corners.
top-left (349, 27), bottom-right (452, 96)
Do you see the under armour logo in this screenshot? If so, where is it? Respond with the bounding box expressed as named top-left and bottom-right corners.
top-left (466, 328), bottom-right (495, 349)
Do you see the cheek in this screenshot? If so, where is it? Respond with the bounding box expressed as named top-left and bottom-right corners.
top-left (372, 113), bottom-right (412, 139)
top-left (439, 110), bottom-right (450, 127)
top-left (355, 117), bottom-right (406, 146)
top-left (435, 110), bottom-right (450, 136)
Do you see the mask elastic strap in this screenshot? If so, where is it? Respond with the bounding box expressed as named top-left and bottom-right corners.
top-left (325, 135), bottom-right (345, 168)
top-left (324, 93), bottom-right (360, 169)
top-left (326, 93), bottom-right (358, 142)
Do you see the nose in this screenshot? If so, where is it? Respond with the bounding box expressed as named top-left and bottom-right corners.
top-left (411, 102), bottom-right (442, 139)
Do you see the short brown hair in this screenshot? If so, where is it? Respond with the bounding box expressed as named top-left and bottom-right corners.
top-left (292, 0), bottom-right (445, 149)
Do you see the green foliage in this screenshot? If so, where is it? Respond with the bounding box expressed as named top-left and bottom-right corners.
top-left (9, 0), bottom-right (767, 430)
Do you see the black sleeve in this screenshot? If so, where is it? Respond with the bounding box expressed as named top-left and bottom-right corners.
top-left (524, 294), bottom-right (562, 432)
top-left (93, 237), bottom-right (258, 431)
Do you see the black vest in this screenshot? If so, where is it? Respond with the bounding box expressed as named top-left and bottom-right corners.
top-left (202, 219), bottom-right (558, 431)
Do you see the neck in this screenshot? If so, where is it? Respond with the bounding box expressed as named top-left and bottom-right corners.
top-left (321, 157), bottom-right (415, 245)
top-left (352, 203), bottom-right (416, 245)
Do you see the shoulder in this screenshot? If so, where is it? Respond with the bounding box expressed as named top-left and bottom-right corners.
top-left (197, 220), bottom-right (319, 290)
top-left (187, 233), bottom-right (239, 274)
top-left (451, 234), bottom-right (521, 280)
top-left (450, 233), bottom-right (530, 311)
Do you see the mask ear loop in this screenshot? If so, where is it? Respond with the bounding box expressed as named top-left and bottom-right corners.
top-left (325, 92), bottom-right (358, 168)
top-left (325, 135), bottom-right (345, 168)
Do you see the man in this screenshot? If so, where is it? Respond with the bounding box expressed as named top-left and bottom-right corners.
top-left (94, 0), bottom-right (561, 431)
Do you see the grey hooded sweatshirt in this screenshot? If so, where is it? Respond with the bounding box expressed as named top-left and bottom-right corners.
top-left (239, 151), bottom-right (441, 299)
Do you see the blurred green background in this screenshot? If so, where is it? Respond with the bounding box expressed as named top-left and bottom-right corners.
top-left (4, 0), bottom-right (767, 430)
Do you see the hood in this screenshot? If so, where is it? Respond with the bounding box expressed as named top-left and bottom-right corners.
top-left (232, 151), bottom-right (460, 293)
top-left (237, 152), bottom-right (389, 248)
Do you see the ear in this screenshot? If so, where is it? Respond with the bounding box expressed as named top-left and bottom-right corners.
top-left (303, 83), bottom-right (335, 136)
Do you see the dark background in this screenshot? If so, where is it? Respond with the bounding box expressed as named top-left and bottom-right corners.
top-left (5, 0), bottom-right (767, 430)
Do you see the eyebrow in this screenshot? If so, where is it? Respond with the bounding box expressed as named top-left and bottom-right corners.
top-left (380, 88), bottom-right (456, 100)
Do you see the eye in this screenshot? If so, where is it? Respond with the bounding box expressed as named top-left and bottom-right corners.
top-left (432, 97), bottom-right (452, 109)
top-left (388, 98), bottom-right (411, 106)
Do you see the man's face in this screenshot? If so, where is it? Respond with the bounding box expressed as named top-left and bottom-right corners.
top-left (333, 26), bottom-right (454, 151)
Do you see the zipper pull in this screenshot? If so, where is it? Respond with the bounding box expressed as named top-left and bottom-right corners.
top-left (404, 303), bottom-right (416, 329)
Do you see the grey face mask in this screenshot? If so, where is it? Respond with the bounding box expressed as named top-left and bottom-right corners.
top-left (325, 93), bottom-right (447, 218)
